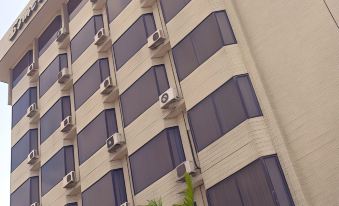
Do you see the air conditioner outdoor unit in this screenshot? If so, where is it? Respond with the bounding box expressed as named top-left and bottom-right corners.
top-left (60, 116), bottom-right (73, 133)
top-left (148, 29), bottom-right (166, 49)
top-left (106, 133), bottom-right (125, 153)
top-left (56, 28), bottom-right (69, 43)
top-left (26, 62), bottom-right (38, 76)
top-left (94, 28), bottom-right (107, 46)
top-left (58, 67), bottom-right (71, 84)
top-left (100, 76), bottom-right (114, 95)
top-left (176, 161), bottom-right (196, 182)
top-left (159, 88), bottom-right (179, 109)
top-left (120, 202), bottom-right (129, 206)
top-left (31, 202), bottom-right (40, 206)
top-left (26, 103), bottom-right (38, 118)
top-left (63, 171), bottom-right (76, 188)
top-left (27, 149), bottom-right (39, 165)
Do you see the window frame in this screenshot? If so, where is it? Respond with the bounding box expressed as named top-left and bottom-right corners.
top-left (70, 15), bottom-right (104, 63)
top-left (120, 64), bottom-right (169, 127)
top-left (188, 74), bottom-right (262, 152)
top-left (129, 126), bottom-right (186, 194)
top-left (172, 11), bottom-right (237, 81)
top-left (41, 146), bottom-right (75, 196)
top-left (39, 53), bottom-right (68, 97)
top-left (40, 96), bottom-right (71, 143)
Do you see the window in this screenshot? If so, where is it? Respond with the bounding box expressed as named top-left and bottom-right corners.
top-left (67, 0), bottom-right (87, 20)
top-left (39, 54), bottom-right (68, 97)
top-left (107, 0), bottom-right (132, 22)
top-left (112, 14), bottom-right (156, 70)
top-left (65, 203), bottom-right (78, 206)
top-left (40, 96), bottom-right (71, 143)
top-left (10, 176), bottom-right (39, 206)
top-left (12, 50), bottom-right (33, 88)
top-left (159, 0), bottom-right (190, 23)
top-left (11, 129), bottom-right (38, 172)
top-left (206, 156), bottom-right (294, 206)
top-left (77, 109), bottom-right (118, 164)
top-left (172, 11), bottom-right (236, 81)
top-left (71, 15), bottom-right (104, 63)
top-left (120, 65), bottom-right (169, 127)
top-left (12, 87), bottom-right (37, 127)
top-left (38, 15), bottom-right (62, 56)
top-left (188, 75), bottom-right (262, 152)
top-left (82, 169), bottom-right (127, 206)
top-left (41, 146), bottom-right (75, 196)
top-left (129, 127), bottom-right (185, 194)
top-left (73, 59), bottom-right (110, 110)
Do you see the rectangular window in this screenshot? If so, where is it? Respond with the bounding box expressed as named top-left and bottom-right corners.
top-left (120, 65), bottom-right (169, 127)
top-left (39, 54), bottom-right (68, 97)
top-left (38, 16), bottom-right (62, 56)
top-left (188, 75), bottom-right (262, 152)
top-left (67, 0), bottom-right (87, 20)
top-left (41, 146), bottom-right (75, 196)
top-left (10, 176), bottom-right (39, 206)
top-left (12, 50), bottom-right (33, 88)
top-left (159, 0), bottom-right (190, 23)
top-left (173, 11), bottom-right (236, 81)
top-left (77, 109), bottom-right (118, 164)
top-left (82, 169), bottom-right (127, 206)
top-left (112, 14), bottom-right (156, 70)
top-left (40, 96), bottom-right (71, 143)
top-left (129, 127), bottom-right (185, 194)
top-left (73, 58), bottom-right (110, 110)
top-left (206, 155), bottom-right (294, 206)
top-left (71, 15), bottom-right (104, 63)
top-left (12, 87), bottom-right (37, 127)
top-left (11, 129), bottom-right (38, 172)
top-left (65, 203), bottom-right (78, 206)
top-left (107, 0), bottom-right (132, 22)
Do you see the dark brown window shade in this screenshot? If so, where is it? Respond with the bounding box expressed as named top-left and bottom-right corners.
top-left (159, 0), bottom-right (190, 23)
top-left (173, 11), bottom-right (236, 81)
top-left (188, 75), bottom-right (262, 152)
top-left (39, 54), bottom-right (68, 97)
top-left (12, 87), bottom-right (37, 127)
top-left (112, 14), bottom-right (156, 70)
top-left (40, 96), bottom-right (71, 143)
top-left (11, 129), bottom-right (38, 172)
top-left (207, 155), bottom-right (294, 206)
top-left (10, 176), bottom-right (39, 206)
top-left (107, 0), bottom-right (132, 22)
top-left (73, 58), bottom-right (110, 110)
top-left (77, 109), bottom-right (118, 164)
top-left (82, 169), bottom-right (127, 206)
top-left (38, 15), bottom-right (62, 56)
top-left (71, 15), bottom-right (104, 63)
top-left (129, 127), bottom-right (185, 194)
top-left (41, 146), bottom-right (75, 196)
top-left (12, 50), bottom-right (33, 88)
top-left (120, 65), bottom-right (169, 127)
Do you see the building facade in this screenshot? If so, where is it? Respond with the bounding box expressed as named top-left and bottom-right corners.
top-left (1, 0), bottom-right (339, 205)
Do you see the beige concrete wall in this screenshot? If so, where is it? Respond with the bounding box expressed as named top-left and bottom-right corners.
top-left (227, 0), bottom-right (339, 205)
top-left (9, 0), bottom-right (339, 205)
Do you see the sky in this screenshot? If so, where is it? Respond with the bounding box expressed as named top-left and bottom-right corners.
top-left (0, 0), bottom-right (30, 205)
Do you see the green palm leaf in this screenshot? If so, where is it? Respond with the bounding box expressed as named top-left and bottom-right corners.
top-left (173, 172), bottom-right (194, 206)
top-left (147, 199), bottom-right (163, 206)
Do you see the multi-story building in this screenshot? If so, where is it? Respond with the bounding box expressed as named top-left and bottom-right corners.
top-left (1, 0), bottom-right (338, 205)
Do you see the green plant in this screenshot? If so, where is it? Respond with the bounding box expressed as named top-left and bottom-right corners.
top-left (173, 172), bottom-right (194, 206)
top-left (147, 199), bottom-right (163, 206)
